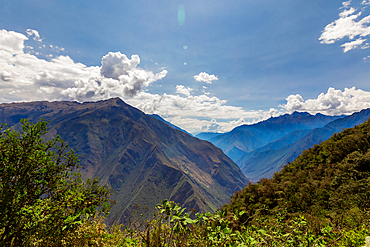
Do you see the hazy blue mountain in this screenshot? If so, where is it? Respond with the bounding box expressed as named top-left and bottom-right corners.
top-left (198, 112), bottom-right (342, 161)
top-left (195, 132), bottom-right (223, 142)
top-left (240, 108), bottom-right (370, 181)
top-left (0, 98), bottom-right (248, 225)
top-left (236, 128), bottom-right (312, 164)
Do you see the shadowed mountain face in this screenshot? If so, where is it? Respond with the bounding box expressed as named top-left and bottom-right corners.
top-left (0, 98), bottom-right (248, 224)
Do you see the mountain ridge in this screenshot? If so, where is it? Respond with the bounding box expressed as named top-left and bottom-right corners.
top-left (240, 108), bottom-right (370, 181)
top-left (197, 112), bottom-right (342, 161)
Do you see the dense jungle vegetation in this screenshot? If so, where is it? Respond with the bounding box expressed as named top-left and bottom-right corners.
top-left (1, 118), bottom-right (370, 246)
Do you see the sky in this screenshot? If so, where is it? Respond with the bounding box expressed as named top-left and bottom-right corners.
top-left (1, 0), bottom-right (370, 134)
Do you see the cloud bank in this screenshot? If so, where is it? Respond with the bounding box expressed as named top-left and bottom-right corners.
top-left (280, 87), bottom-right (370, 115)
top-left (127, 92), bottom-right (282, 133)
top-left (0, 29), bottom-right (167, 102)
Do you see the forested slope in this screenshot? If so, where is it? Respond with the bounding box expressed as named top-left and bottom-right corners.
top-left (224, 117), bottom-right (370, 229)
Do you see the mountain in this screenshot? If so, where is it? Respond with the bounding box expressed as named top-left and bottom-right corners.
top-left (239, 108), bottom-right (370, 181)
top-left (197, 112), bottom-right (342, 161)
top-left (149, 114), bottom-right (191, 135)
top-left (0, 98), bottom-right (248, 225)
top-left (195, 132), bottom-right (223, 142)
top-left (223, 116), bottom-right (370, 229)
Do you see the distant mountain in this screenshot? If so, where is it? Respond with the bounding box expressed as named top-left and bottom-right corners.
top-left (198, 112), bottom-right (342, 161)
top-left (149, 114), bottom-right (191, 135)
top-left (0, 98), bottom-right (248, 225)
top-left (195, 132), bottom-right (223, 142)
top-left (240, 108), bottom-right (370, 181)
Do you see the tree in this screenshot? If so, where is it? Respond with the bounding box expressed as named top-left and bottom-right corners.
top-left (0, 119), bottom-right (113, 246)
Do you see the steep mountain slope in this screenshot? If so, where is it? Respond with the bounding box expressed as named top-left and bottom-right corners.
top-left (223, 116), bottom-right (370, 229)
top-left (149, 114), bottom-right (192, 135)
top-left (200, 112), bottom-right (342, 161)
top-left (240, 108), bottom-right (370, 181)
top-left (0, 98), bottom-right (248, 224)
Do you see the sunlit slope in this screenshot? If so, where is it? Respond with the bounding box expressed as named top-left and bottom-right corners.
top-left (0, 98), bottom-right (248, 225)
top-left (224, 116), bottom-right (370, 227)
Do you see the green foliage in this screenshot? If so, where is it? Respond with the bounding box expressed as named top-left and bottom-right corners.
top-left (223, 118), bottom-right (370, 231)
top-left (0, 119), bottom-right (113, 246)
top-left (84, 200), bottom-right (368, 247)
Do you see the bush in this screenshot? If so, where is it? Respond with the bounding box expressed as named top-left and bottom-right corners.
top-left (0, 119), bottom-right (113, 246)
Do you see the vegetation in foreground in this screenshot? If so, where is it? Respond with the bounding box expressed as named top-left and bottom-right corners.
top-left (1, 118), bottom-right (370, 246)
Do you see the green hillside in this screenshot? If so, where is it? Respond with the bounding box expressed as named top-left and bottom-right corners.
top-left (223, 117), bottom-right (370, 229)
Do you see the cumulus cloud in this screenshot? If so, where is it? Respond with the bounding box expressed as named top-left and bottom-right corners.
top-left (176, 85), bottom-right (193, 96)
top-left (194, 72), bottom-right (218, 84)
top-left (320, 2), bottom-right (370, 52)
top-left (0, 29), bottom-right (167, 102)
top-left (0, 29), bottom-right (28, 54)
top-left (280, 87), bottom-right (370, 115)
top-left (100, 52), bottom-right (140, 80)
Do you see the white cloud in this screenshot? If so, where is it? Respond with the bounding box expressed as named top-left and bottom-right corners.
top-left (126, 91), bottom-right (283, 133)
top-left (320, 3), bottom-right (370, 52)
top-left (61, 53), bottom-right (168, 100)
top-left (176, 85), bottom-right (193, 96)
top-left (100, 52), bottom-right (140, 80)
top-left (0, 29), bottom-right (28, 54)
top-left (0, 29), bottom-right (167, 102)
top-left (26, 29), bottom-right (43, 42)
top-left (280, 87), bottom-right (370, 115)
top-left (341, 38), bottom-right (368, 52)
top-left (342, 0), bottom-right (352, 9)
top-left (194, 72), bottom-right (218, 84)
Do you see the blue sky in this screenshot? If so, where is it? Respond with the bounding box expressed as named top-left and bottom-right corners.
top-left (1, 0), bottom-right (370, 133)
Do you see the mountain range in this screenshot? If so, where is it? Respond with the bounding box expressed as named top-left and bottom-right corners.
top-left (196, 110), bottom-right (370, 181)
top-left (0, 98), bottom-right (248, 224)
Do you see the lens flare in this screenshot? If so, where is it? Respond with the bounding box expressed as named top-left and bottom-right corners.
top-left (178, 4), bottom-right (185, 26)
